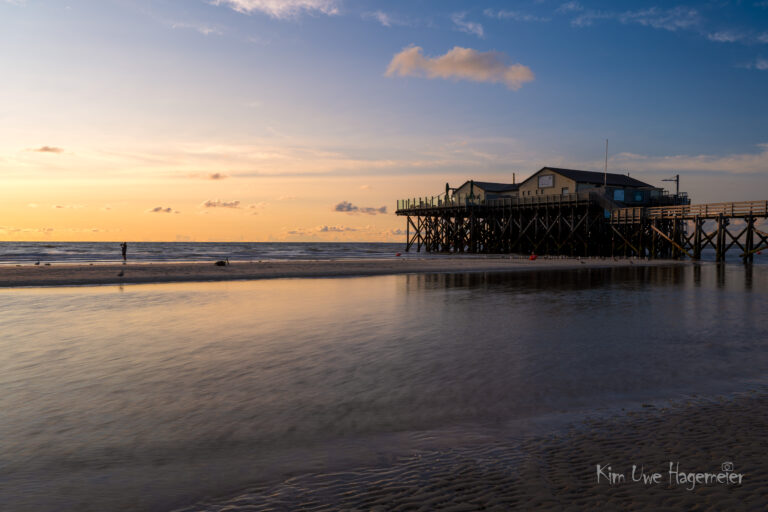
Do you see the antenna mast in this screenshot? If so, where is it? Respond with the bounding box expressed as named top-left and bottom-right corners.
top-left (604, 139), bottom-right (608, 187)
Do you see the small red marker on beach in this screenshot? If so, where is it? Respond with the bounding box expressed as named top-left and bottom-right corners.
top-left (529, 253), bottom-right (537, 261)
top-left (396, 252), bottom-right (401, 257)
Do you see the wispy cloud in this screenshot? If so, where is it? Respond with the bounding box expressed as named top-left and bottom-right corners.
top-left (317, 225), bottom-right (357, 232)
top-left (208, 172), bottom-right (228, 180)
top-left (556, 1), bottom-right (583, 14)
top-left (32, 146), bottom-right (64, 154)
top-left (451, 12), bottom-right (484, 38)
top-left (386, 46), bottom-right (534, 91)
top-left (758, 33), bottom-right (768, 44)
top-left (612, 142), bottom-right (768, 174)
top-left (247, 202), bottom-right (268, 214)
top-left (707, 31), bottom-right (744, 43)
top-left (201, 199), bottom-right (241, 208)
top-left (147, 206), bottom-right (180, 213)
top-left (484, 9), bottom-right (550, 23)
top-left (212, 0), bottom-right (339, 19)
top-left (170, 21), bottom-right (223, 36)
top-left (739, 57), bottom-right (768, 70)
top-left (571, 6), bottom-right (701, 32)
top-left (52, 204), bottom-right (84, 209)
top-left (334, 201), bottom-right (387, 215)
top-left (363, 10), bottom-right (409, 28)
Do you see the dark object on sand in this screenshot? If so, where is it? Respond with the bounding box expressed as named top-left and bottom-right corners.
top-left (214, 258), bottom-right (230, 267)
top-left (117, 270), bottom-right (124, 277)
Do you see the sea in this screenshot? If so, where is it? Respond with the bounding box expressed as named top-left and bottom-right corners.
top-left (1, 244), bottom-right (767, 510)
top-left (0, 241), bottom-right (764, 264)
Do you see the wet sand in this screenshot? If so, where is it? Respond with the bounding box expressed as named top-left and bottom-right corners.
top-left (175, 391), bottom-right (768, 511)
top-left (0, 257), bottom-right (685, 287)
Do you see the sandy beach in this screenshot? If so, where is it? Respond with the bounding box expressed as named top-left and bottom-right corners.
top-left (0, 257), bottom-right (687, 287)
top-left (175, 390), bottom-right (768, 511)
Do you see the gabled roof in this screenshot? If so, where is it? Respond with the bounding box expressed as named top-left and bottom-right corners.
top-left (457, 180), bottom-right (519, 193)
top-left (538, 167), bottom-right (653, 188)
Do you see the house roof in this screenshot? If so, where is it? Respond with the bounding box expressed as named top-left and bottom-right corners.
top-left (457, 180), bottom-right (519, 193)
top-left (539, 167), bottom-right (653, 188)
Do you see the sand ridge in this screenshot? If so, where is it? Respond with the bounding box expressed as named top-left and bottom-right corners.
top-left (0, 257), bottom-right (687, 288)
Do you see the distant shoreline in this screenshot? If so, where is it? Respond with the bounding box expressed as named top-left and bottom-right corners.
top-left (0, 257), bottom-right (689, 288)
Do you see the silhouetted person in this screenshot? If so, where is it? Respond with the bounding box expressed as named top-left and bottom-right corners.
top-left (121, 242), bottom-right (127, 264)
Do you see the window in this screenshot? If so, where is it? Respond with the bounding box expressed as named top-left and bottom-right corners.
top-left (562, 187), bottom-right (569, 195)
top-left (613, 189), bottom-right (625, 201)
top-left (538, 175), bottom-right (554, 188)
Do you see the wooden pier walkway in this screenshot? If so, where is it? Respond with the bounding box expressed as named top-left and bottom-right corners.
top-left (397, 196), bottom-right (768, 263)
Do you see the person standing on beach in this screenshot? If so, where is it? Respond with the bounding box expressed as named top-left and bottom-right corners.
top-left (121, 242), bottom-right (127, 264)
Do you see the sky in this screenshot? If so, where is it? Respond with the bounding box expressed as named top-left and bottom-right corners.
top-left (1, 0), bottom-right (767, 242)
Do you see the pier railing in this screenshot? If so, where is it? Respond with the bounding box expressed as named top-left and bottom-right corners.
top-left (396, 191), bottom-right (594, 212)
top-left (611, 200), bottom-right (768, 222)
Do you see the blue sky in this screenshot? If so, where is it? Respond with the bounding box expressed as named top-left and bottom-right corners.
top-left (1, 0), bottom-right (768, 240)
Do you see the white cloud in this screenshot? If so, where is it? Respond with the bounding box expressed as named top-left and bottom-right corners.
top-left (757, 32), bottom-right (768, 44)
top-left (571, 6), bottom-right (701, 31)
top-left (386, 46), bottom-right (534, 91)
top-left (707, 31), bottom-right (743, 43)
top-left (484, 9), bottom-right (550, 22)
top-left (170, 21), bottom-right (223, 36)
top-left (201, 199), bottom-right (241, 208)
top-left (556, 1), bottom-right (583, 14)
top-left (212, 0), bottom-right (339, 19)
top-left (365, 10), bottom-right (393, 27)
top-left (451, 12), bottom-right (484, 38)
top-left (612, 143), bottom-right (768, 174)
top-left (757, 58), bottom-right (768, 70)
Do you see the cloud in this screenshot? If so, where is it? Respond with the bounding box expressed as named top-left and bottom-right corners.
top-left (170, 21), bottom-right (223, 36)
top-left (334, 201), bottom-right (387, 215)
top-left (484, 9), bottom-right (550, 22)
top-left (741, 57), bottom-right (768, 70)
top-left (389, 228), bottom-right (406, 235)
top-left (317, 225), bottom-right (357, 232)
top-left (556, 1), bottom-right (583, 14)
top-left (27, 203), bottom-right (38, 208)
top-left (611, 142), bottom-right (768, 174)
top-left (451, 12), bottom-right (484, 38)
top-left (212, 0), bottom-right (339, 19)
top-left (147, 206), bottom-right (180, 213)
top-left (359, 184), bottom-right (370, 190)
top-left (757, 32), bottom-right (768, 44)
top-left (247, 202), bottom-right (268, 214)
top-left (365, 10), bottom-right (393, 27)
top-left (571, 7), bottom-right (701, 31)
top-left (208, 172), bottom-right (228, 180)
top-left (386, 46), bottom-right (534, 91)
top-left (52, 204), bottom-right (84, 209)
top-left (201, 199), bottom-right (241, 208)
top-left (277, 194), bottom-right (297, 200)
top-left (707, 31), bottom-right (744, 43)
top-left (32, 146), bottom-right (63, 153)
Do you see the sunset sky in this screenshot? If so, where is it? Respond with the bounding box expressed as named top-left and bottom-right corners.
top-left (2, 0), bottom-right (768, 242)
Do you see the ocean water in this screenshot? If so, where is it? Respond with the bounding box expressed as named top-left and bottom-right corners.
top-left (1, 264), bottom-right (767, 511)
top-left (0, 242), bottom-right (415, 264)
top-left (0, 241), bottom-right (764, 265)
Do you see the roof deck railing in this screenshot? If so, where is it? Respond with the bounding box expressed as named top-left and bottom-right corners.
top-left (396, 191), bottom-right (594, 212)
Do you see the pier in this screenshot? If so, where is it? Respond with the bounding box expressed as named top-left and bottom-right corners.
top-left (395, 168), bottom-right (768, 263)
